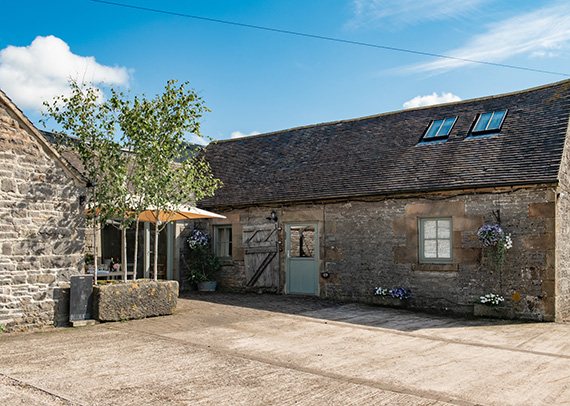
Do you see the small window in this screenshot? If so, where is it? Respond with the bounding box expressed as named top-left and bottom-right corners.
top-left (214, 226), bottom-right (232, 258)
top-left (419, 218), bottom-right (453, 263)
top-left (421, 117), bottom-right (457, 142)
top-left (289, 226), bottom-right (315, 258)
top-left (472, 110), bottom-right (507, 135)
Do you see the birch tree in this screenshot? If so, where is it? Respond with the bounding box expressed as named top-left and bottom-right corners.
top-left (42, 81), bottom-right (133, 282)
top-left (120, 80), bottom-right (220, 279)
top-left (43, 79), bottom-right (220, 281)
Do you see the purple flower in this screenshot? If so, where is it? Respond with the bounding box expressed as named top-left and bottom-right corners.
top-left (188, 230), bottom-right (211, 249)
top-left (477, 224), bottom-right (510, 248)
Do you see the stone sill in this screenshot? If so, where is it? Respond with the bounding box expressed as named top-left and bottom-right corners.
top-left (412, 263), bottom-right (458, 273)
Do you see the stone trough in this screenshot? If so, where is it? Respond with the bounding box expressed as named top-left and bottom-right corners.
top-left (93, 280), bottom-right (178, 322)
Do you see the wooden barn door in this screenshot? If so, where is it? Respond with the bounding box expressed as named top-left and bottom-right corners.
top-left (243, 224), bottom-right (279, 289)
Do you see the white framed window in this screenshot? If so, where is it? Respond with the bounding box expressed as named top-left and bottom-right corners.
top-left (214, 225), bottom-right (232, 259)
top-left (419, 218), bottom-right (453, 263)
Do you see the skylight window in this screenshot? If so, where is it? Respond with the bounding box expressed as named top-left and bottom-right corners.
top-left (472, 110), bottom-right (507, 135)
top-left (421, 117), bottom-right (457, 141)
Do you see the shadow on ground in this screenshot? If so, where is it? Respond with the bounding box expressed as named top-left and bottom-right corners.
top-left (180, 291), bottom-right (534, 333)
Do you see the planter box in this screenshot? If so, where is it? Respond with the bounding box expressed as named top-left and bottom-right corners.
top-left (371, 295), bottom-right (410, 309)
top-left (197, 281), bottom-right (217, 292)
top-left (94, 280), bottom-right (178, 322)
top-left (473, 303), bottom-right (515, 319)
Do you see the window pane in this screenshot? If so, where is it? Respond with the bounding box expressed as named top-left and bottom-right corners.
top-left (423, 220), bottom-right (437, 239)
top-left (420, 218), bottom-right (453, 263)
top-left (424, 120), bottom-right (443, 139)
top-left (221, 228), bottom-right (230, 257)
top-left (437, 220), bottom-right (451, 238)
top-left (488, 110), bottom-right (506, 130)
top-left (438, 118), bottom-right (456, 136)
top-left (290, 226), bottom-right (315, 258)
top-left (438, 240), bottom-right (451, 258)
top-left (473, 112), bottom-right (492, 132)
top-left (216, 227), bottom-right (232, 258)
top-left (424, 240), bottom-right (437, 258)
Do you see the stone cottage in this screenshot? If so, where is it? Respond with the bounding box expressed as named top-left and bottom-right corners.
top-left (198, 79), bottom-right (570, 322)
top-left (0, 90), bottom-right (86, 331)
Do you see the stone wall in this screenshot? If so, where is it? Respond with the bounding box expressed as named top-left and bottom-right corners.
top-left (203, 185), bottom-right (559, 321)
top-left (0, 98), bottom-right (85, 331)
top-left (556, 121), bottom-right (570, 322)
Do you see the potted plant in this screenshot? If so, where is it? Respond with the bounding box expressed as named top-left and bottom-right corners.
top-left (473, 292), bottom-right (514, 319)
top-left (477, 224), bottom-right (512, 271)
top-left (187, 230), bottom-right (221, 291)
top-left (372, 286), bottom-right (412, 308)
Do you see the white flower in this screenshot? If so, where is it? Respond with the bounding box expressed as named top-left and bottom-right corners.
top-left (478, 292), bottom-right (504, 306)
top-left (504, 234), bottom-right (513, 250)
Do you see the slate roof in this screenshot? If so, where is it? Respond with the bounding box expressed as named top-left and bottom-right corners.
top-left (40, 130), bottom-right (204, 179)
top-left (200, 80), bottom-right (570, 208)
top-left (40, 131), bottom-right (86, 175)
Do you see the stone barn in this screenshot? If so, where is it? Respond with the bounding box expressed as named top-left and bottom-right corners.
top-left (0, 90), bottom-right (86, 331)
top-left (198, 79), bottom-right (570, 322)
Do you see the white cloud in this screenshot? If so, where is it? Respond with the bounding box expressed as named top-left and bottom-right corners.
top-left (409, 3), bottom-right (570, 74)
top-left (0, 35), bottom-right (130, 110)
top-left (530, 50), bottom-right (559, 58)
top-left (231, 130), bottom-right (260, 139)
top-left (187, 134), bottom-right (209, 146)
top-left (403, 92), bottom-right (461, 108)
top-left (347, 0), bottom-right (489, 29)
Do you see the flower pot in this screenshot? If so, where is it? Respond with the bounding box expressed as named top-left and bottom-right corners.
top-left (197, 281), bottom-right (217, 292)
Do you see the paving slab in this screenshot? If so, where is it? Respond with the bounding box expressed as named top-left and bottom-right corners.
top-left (1, 292), bottom-right (570, 405)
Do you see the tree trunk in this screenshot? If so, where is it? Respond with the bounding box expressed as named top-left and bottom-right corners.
top-left (93, 224), bottom-right (98, 285)
top-left (154, 218), bottom-right (159, 281)
top-left (132, 219), bottom-right (140, 281)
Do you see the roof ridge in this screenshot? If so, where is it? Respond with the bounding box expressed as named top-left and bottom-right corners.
top-left (212, 78), bottom-right (570, 145)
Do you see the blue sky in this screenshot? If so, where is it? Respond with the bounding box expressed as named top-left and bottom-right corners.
top-left (1, 0), bottom-right (570, 143)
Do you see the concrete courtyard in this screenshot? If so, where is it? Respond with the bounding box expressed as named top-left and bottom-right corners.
top-left (1, 292), bottom-right (570, 405)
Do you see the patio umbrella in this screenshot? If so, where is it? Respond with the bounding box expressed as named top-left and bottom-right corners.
top-left (137, 205), bottom-right (226, 223)
top-left (87, 203), bottom-right (224, 282)
top-left (138, 204), bottom-right (226, 281)
top-left (87, 195), bottom-right (226, 222)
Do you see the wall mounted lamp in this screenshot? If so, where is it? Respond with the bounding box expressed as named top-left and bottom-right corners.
top-left (266, 210), bottom-right (278, 222)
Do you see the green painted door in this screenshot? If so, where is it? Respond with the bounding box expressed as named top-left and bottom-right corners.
top-left (286, 224), bottom-right (318, 295)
